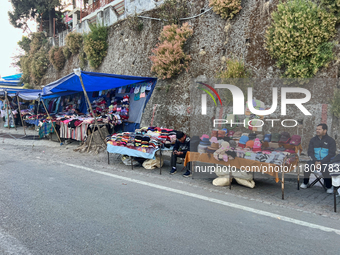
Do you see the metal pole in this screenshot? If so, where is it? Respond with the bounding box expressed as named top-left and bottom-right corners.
top-left (5, 92), bottom-right (10, 129)
top-left (53, 18), bottom-right (56, 38)
top-left (41, 99), bottom-right (63, 144)
top-left (282, 172), bottom-right (285, 200)
top-left (17, 95), bottom-right (26, 136)
top-left (78, 74), bottom-right (106, 146)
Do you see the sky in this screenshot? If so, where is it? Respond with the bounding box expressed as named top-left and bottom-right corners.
top-left (0, 0), bottom-right (36, 78)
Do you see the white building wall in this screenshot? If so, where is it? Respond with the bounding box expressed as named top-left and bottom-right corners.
top-left (56, 0), bottom-right (163, 46)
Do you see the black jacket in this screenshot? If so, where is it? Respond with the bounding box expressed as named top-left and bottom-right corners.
top-left (308, 133), bottom-right (336, 164)
top-left (173, 136), bottom-right (190, 154)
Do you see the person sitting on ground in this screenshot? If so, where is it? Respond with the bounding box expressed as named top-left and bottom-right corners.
top-left (74, 108), bottom-right (85, 116)
top-left (170, 131), bottom-right (191, 177)
top-left (300, 123), bottom-right (336, 193)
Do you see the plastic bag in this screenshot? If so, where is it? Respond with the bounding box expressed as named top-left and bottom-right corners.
top-left (142, 156), bottom-right (163, 169)
top-left (121, 155), bottom-right (140, 166)
top-left (212, 177), bottom-right (231, 186)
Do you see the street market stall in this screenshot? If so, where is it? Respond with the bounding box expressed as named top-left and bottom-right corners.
top-left (40, 70), bottom-right (157, 145)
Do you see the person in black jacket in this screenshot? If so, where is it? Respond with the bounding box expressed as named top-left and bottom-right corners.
top-left (300, 123), bottom-right (336, 193)
top-left (170, 131), bottom-right (191, 177)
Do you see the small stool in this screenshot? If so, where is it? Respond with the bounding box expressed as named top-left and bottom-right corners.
top-left (308, 171), bottom-right (327, 191)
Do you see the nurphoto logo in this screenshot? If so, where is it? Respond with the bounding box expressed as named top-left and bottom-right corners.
top-left (199, 83), bottom-right (312, 128)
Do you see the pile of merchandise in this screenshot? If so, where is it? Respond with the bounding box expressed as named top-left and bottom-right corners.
top-left (196, 129), bottom-right (300, 166)
top-left (107, 127), bottom-right (177, 153)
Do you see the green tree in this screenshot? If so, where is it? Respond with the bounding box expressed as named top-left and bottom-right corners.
top-left (8, 0), bottom-right (61, 37)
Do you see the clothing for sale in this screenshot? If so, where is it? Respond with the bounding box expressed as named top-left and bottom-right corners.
top-left (59, 122), bottom-right (89, 141)
top-left (39, 122), bottom-right (55, 138)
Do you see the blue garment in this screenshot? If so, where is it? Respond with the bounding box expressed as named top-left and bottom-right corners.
top-left (314, 148), bottom-right (329, 160)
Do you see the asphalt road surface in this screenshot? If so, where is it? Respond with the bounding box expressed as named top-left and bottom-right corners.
top-left (0, 146), bottom-right (340, 255)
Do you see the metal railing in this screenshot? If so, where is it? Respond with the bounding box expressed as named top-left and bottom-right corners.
top-left (81, 0), bottom-right (116, 19)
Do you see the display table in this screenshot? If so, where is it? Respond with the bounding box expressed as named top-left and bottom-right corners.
top-left (184, 151), bottom-right (299, 200)
top-left (107, 144), bottom-right (163, 174)
top-left (25, 119), bottom-right (39, 126)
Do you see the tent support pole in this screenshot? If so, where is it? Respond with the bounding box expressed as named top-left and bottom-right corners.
top-left (17, 95), bottom-right (26, 136)
top-left (78, 74), bottom-right (106, 146)
top-left (5, 92), bottom-right (10, 129)
top-left (41, 99), bottom-right (62, 144)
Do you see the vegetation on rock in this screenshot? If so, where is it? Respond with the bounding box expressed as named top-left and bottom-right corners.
top-left (265, 0), bottom-right (337, 79)
top-left (150, 23), bottom-right (193, 79)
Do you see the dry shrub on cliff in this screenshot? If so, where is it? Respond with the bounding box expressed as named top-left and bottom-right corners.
top-left (150, 22), bottom-right (193, 79)
top-left (65, 32), bottom-right (83, 54)
top-left (209, 0), bottom-right (242, 19)
top-left (217, 58), bottom-right (251, 79)
top-left (158, 0), bottom-right (188, 25)
top-left (126, 11), bottom-right (144, 32)
top-left (265, 0), bottom-right (336, 78)
top-left (63, 46), bottom-right (71, 59)
top-left (49, 46), bottom-right (66, 71)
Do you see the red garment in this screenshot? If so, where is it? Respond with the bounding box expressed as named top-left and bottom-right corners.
top-left (252, 148), bottom-right (262, 152)
top-left (74, 120), bottom-right (83, 127)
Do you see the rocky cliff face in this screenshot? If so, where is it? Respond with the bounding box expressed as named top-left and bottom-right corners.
top-left (40, 0), bottom-right (340, 151)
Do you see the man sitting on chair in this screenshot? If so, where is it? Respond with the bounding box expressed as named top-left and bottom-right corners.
top-left (170, 131), bottom-right (191, 177)
top-left (300, 123), bottom-right (336, 193)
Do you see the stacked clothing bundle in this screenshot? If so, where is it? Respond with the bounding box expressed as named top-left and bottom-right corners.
top-left (115, 134), bottom-right (123, 145)
top-left (134, 135), bottom-right (143, 147)
top-left (120, 95), bottom-right (129, 120)
top-left (141, 137), bottom-right (150, 148)
top-left (92, 97), bottom-right (107, 114)
top-left (121, 132), bottom-right (130, 145)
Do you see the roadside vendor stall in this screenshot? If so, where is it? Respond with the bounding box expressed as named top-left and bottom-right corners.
top-left (107, 127), bottom-right (176, 173)
top-left (41, 70), bottom-right (157, 144)
top-left (181, 129), bottom-right (301, 200)
top-left (0, 88), bottom-right (42, 134)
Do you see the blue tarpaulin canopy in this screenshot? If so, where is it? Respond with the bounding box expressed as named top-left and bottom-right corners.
top-left (41, 71), bottom-right (158, 130)
top-left (42, 71), bottom-right (157, 95)
top-left (0, 88), bottom-right (41, 100)
top-left (0, 80), bottom-right (23, 87)
top-left (2, 73), bottom-right (22, 81)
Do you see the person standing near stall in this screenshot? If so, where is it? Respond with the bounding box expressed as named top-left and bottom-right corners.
top-left (4, 96), bottom-right (15, 128)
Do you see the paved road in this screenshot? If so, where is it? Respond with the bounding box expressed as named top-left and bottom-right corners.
top-left (1, 146), bottom-right (340, 254)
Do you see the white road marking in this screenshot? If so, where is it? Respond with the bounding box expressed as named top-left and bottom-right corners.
top-left (63, 162), bottom-right (340, 235)
top-left (0, 226), bottom-right (32, 255)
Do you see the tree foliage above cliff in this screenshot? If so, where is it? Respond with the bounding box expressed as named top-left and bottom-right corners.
top-left (17, 32), bottom-right (50, 87)
top-left (265, 0), bottom-right (337, 79)
top-left (8, 0), bottom-right (61, 35)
